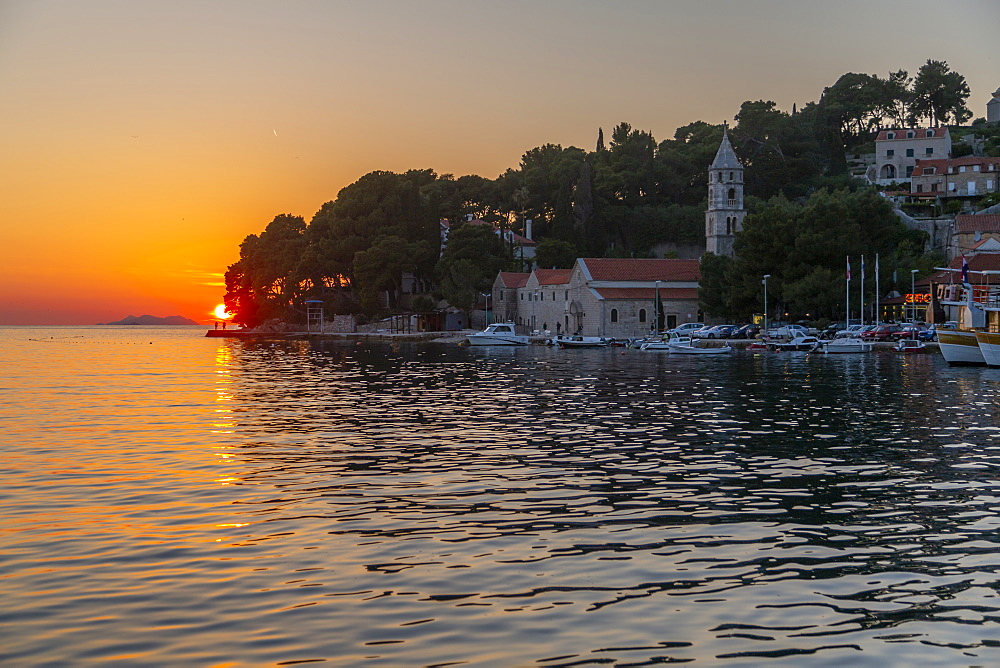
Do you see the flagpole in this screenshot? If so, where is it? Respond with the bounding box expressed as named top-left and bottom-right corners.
top-left (846, 256), bottom-right (851, 327)
top-left (860, 255), bottom-right (866, 327)
top-left (875, 254), bottom-right (880, 325)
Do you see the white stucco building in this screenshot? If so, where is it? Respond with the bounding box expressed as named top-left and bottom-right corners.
top-left (492, 258), bottom-right (701, 337)
top-left (874, 127), bottom-right (952, 184)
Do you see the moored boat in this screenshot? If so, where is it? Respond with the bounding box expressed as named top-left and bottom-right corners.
top-left (894, 338), bottom-right (926, 353)
top-left (937, 329), bottom-right (984, 365)
top-left (466, 322), bottom-right (529, 346)
top-left (665, 336), bottom-right (732, 354)
top-left (555, 334), bottom-right (613, 348)
top-left (769, 335), bottom-right (820, 352)
top-left (815, 337), bottom-right (873, 354)
top-left (975, 331), bottom-right (1000, 366)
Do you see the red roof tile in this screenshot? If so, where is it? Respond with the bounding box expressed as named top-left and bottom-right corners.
top-left (532, 269), bottom-right (572, 285)
top-left (580, 258), bottom-right (700, 282)
top-left (913, 156), bottom-right (1000, 174)
top-left (498, 272), bottom-right (529, 288)
top-left (594, 288), bottom-right (699, 300)
top-left (955, 215), bottom-right (1000, 234)
top-left (876, 127), bottom-right (948, 141)
top-left (930, 253), bottom-right (1000, 282)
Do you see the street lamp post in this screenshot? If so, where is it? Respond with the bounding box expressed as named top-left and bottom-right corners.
top-left (654, 280), bottom-right (661, 334)
top-left (762, 275), bottom-right (771, 334)
top-left (482, 292), bottom-right (491, 327)
top-left (910, 269), bottom-right (919, 322)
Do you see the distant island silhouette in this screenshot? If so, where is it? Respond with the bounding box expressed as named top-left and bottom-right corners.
top-left (98, 315), bottom-right (199, 325)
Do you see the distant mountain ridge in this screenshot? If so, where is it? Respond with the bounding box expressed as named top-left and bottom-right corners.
top-left (98, 315), bottom-right (199, 325)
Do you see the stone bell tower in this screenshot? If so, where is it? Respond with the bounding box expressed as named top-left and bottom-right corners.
top-left (705, 124), bottom-right (746, 257)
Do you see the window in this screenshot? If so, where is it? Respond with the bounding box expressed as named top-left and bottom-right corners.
top-left (916, 184), bottom-right (923, 193)
top-left (729, 171), bottom-right (733, 180)
top-left (610, 309), bottom-right (618, 323)
top-left (906, 149), bottom-right (914, 157)
top-left (539, 293), bottom-right (543, 301)
top-left (886, 149), bottom-right (894, 157)
top-left (906, 131), bottom-right (915, 138)
top-left (931, 183), bottom-right (938, 192)
top-left (639, 308), bottom-right (647, 323)
top-left (923, 167), bottom-right (934, 175)
top-left (974, 165), bottom-right (980, 172)
top-left (960, 166), bottom-right (967, 173)
top-left (887, 132), bottom-right (896, 139)
top-left (926, 147), bottom-right (933, 155)
top-left (926, 130), bottom-right (934, 137)
top-left (499, 291), bottom-right (504, 301)
top-left (520, 293), bottom-right (524, 300)
top-left (906, 166), bottom-right (914, 177)
top-left (564, 290), bottom-right (568, 300)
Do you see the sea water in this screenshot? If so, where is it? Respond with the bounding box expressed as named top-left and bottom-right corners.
top-left (3, 326), bottom-right (1000, 666)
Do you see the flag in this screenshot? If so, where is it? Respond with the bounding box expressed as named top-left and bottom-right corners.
top-left (846, 257), bottom-right (851, 281)
top-left (962, 255), bottom-right (970, 287)
top-left (861, 255), bottom-right (865, 276)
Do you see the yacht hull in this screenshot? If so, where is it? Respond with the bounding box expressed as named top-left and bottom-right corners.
top-left (938, 331), bottom-right (985, 366)
top-left (975, 331), bottom-right (1000, 367)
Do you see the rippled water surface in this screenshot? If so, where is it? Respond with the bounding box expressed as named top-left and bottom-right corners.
top-left (5, 326), bottom-right (1000, 666)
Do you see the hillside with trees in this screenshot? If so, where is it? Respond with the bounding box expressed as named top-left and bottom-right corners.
top-left (223, 60), bottom-right (973, 328)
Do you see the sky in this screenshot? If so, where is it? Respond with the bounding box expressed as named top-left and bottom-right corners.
top-left (1, 0), bottom-right (997, 325)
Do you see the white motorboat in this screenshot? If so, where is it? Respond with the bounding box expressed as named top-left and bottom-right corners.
top-left (466, 322), bottom-right (529, 346)
top-left (665, 336), bottom-right (732, 354)
top-left (815, 337), bottom-right (873, 354)
top-left (894, 338), bottom-right (926, 353)
top-left (555, 334), bottom-right (613, 348)
top-left (769, 335), bottom-right (820, 352)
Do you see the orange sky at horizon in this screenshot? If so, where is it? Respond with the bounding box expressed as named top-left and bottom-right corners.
top-left (1, 0), bottom-right (997, 325)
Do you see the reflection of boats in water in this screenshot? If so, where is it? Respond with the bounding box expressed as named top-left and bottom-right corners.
top-left (894, 338), bottom-right (926, 353)
top-left (555, 334), bottom-right (613, 348)
top-left (815, 338), bottom-right (873, 354)
top-left (466, 323), bottom-right (529, 346)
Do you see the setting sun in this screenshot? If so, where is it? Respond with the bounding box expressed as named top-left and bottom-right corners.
top-left (214, 304), bottom-right (232, 320)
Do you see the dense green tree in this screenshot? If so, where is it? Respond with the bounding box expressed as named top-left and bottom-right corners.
top-left (435, 223), bottom-right (511, 318)
top-left (707, 189), bottom-right (916, 322)
top-left (534, 238), bottom-right (578, 269)
top-left (353, 236), bottom-right (435, 311)
top-left (223, 214), bottom-right (307, 326)
top-left (910, 59), bottom-right (972, 126)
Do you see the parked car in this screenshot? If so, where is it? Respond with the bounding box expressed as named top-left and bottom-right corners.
top-left (918, 325), bottom-right (937, 342)
top-left (732, 323), bottom-right (761, 339)
top-left (695, 324), bottom-right (737, 339)
top-left (820, 323), bottom-right (847, 339)
top-left (898, 323), bottom-right (930, 341)
top-left (860, 324), bottom-right (903, 341)
top-left (667, 322), bottom-right (705, 336)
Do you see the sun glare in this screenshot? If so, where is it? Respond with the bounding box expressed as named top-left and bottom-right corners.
top-left (214, 304), bottom-right (232, 320)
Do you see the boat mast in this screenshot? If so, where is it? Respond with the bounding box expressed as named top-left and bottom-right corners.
top-left (846, 256), bottom-right (851, 327)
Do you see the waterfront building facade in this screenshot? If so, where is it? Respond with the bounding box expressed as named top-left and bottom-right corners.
top-left (493, 258), bottom-right (701, 337)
